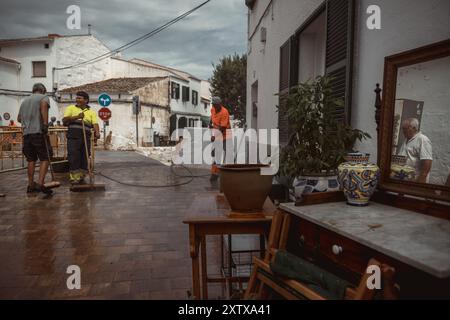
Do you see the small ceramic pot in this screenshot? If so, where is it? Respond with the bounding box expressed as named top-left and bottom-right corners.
top-left (390, 164), bottom-right (415, 181)
top-left (338, 153), bottom-right (380, 206)
top-left (293, 174), bottom-right (340, 200)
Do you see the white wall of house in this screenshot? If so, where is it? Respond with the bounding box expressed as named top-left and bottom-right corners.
top-left (58, 78), bottom-right (170, 149)
top-left (54, 35), bottom-right (113, 90)
top-left (0, 40), bottom-right (56, 92)
top-left (352, 0), bottom-right (450, 161)
top-left (110, 57), bottom-right (170, 78)
top-left (245, 0), bottom-right (323, 130)
top-left (246, 0), bottom-right (450, 164)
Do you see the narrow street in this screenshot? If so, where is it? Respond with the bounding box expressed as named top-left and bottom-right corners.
top-left (0, 151), bottom-right (223, 299)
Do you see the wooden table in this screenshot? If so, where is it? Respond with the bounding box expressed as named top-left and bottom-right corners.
top-left (183, 193), bottom-right (275, 300)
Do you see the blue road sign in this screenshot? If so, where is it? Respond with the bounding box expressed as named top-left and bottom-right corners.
top-left (98, 93), bottom-right (112, 107)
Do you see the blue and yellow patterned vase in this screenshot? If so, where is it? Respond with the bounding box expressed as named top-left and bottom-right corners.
top-left (338, 153), bottom-right (380, 206)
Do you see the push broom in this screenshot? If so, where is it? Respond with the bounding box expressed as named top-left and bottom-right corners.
top-left (43, 130), bottom-right (61, 189)
top-left (70, 119), bottom-right (105, 192)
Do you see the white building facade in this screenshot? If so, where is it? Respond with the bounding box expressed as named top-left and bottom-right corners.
top-left (0, 33), bottom-right (211, 130)
top-left (245, 0), bottom-right (450, 161)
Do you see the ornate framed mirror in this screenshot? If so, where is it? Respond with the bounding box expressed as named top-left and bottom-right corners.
top-left (379, 39), bottom-right (450, 202)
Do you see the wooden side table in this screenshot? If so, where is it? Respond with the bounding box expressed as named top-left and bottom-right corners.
top-left (183, 193), bottom-right (275, 300)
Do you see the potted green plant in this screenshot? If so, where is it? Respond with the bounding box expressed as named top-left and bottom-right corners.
top-left (277, 76), bottom-right (370, 200)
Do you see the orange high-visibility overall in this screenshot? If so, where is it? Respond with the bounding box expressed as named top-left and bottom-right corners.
top-left (210, 106), bottom-right (231, 175)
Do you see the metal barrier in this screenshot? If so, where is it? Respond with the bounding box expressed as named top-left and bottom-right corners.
top-left (0, 126), bottom-right (68, 173)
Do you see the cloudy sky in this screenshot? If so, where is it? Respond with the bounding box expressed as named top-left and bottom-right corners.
top-left (0, 0), bottom-right (248, 79)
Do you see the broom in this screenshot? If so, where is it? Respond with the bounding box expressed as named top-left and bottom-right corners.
top-left (70, 119), bottom-right (105, 192)
top-left (43, 130), bottom-right (61, 189)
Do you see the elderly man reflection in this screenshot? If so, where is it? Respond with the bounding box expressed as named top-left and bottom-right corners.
top-left (398, 118), bottom-right (432, 183)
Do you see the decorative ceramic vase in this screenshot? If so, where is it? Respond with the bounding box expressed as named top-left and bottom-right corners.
top-left (338, 153), bottom-right (380, 206)
top-left (390, 155), bottom-right (415, 181)
top-left (293, 174), bottom-right (340, 201)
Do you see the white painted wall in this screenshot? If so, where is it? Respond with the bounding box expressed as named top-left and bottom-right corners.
top-left (54, 35), bottom-right (113, 90)
top-left (0, 40), bottom-right (55, 91)
top-left (110, 58), bottom-right (169, 78)
top-left (58, 86), bottom-right (170, 149)
top-left (170, 77), bottom-right (206, 117)
top-left (246, 0), bottom-right (450, 166)
top-left (395, 56), bottom-right (450, 185)
top-left (352, 0), bottom-right (450, 161)
top-left (246, 0), bottom-right (324, 130)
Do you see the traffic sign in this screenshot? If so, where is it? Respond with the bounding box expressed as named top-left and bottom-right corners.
top-left (98, 107), bottom-right (112, 121)
top-left (3, 113), bottom-right (10, 121)
top-left (98, 93), bottom-right (112, 107)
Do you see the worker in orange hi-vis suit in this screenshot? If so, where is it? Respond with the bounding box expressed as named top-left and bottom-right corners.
top-left (209, 96), bottom-right (231, 182)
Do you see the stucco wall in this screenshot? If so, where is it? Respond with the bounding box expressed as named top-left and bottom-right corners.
top-left (170, 77), bottom-right (204, 116)
top-left (54, 35), bottom-right (112, 90)
top-left (0, 40), bottom-right (56, 91)
top-left (110, 58), bottom-right (169, 78)
top-left (246, 0), bottom-right (323, 130)
top-left (58, 79), bottom-right (170, 149)
top-left (352, 0), bottom-right (450, 161)
top-left (246, 0), bottom-right (450, 166)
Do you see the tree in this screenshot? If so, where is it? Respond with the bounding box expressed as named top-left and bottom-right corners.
top-left (210, 54), bottom-right (247, 125)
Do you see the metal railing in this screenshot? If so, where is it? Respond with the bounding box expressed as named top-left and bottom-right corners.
top-left (0, 126), bottom-right (68, 173)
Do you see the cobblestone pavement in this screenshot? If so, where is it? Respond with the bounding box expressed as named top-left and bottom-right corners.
top-left (0, 151), bottom-right (226, 299)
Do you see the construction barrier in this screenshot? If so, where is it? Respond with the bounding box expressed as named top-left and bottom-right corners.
top-left (0, 126), bottom-right (68, 173)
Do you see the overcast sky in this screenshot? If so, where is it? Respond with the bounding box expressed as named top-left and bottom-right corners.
top-left (0, 0), bottom-right (247, 80)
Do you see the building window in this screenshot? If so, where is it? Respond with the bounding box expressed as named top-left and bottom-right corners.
top-left (182, 86), bottom-right (190, 102)
top-left (32, 61), bottom-right (46, 77)
top-left (204, 102), bottom-right (208, 110)
top-left (171, 82), bottom-right (180, 99)
top-left (192, 90), bottom-right (198, 105)
top-left (44, 43), bottom-right (49, 49)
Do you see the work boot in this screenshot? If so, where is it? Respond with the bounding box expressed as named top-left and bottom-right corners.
top-left (39, 184), bottom-right (53, 195)
top-left (26, 182), bottom-right (40, 193)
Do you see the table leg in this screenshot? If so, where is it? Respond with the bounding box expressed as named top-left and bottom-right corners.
top-left (201, 235), bottom-right (208, 299)
top-left (259, 234), bottom-right (266, 259)
top-left (189, 224), bottom-right (201, 300)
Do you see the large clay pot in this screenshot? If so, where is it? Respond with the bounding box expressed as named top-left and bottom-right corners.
top-left (219, 164), bottom-right (273, 212)
top-left (338, 153), bottom-right (380, 206)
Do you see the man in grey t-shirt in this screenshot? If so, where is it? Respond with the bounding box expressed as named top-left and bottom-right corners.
top-left (18, 83), bottom-right (53, 194)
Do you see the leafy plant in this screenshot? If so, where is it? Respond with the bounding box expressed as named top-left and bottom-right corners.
top-left (278, 76), bottom-right (370, 179)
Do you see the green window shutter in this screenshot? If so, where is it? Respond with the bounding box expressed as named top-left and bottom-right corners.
top-left (325, 0), bottom-right (355, 124)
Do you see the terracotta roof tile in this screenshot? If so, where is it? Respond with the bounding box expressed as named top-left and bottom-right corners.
top-left (60, 77), bottom-right (168, 94)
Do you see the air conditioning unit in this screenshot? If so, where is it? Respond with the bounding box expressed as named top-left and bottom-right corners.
top-left (260, 27), bottom-right (267, 43)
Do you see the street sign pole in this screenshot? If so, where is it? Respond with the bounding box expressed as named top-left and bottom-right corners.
top-left (103, 122), bottom-right (106, 150)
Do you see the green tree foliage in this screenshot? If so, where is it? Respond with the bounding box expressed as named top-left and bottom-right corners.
top-left (210, 54), bottom-right (247, 124)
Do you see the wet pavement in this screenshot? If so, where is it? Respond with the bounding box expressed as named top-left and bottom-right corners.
top-left (0, 151), bottom-right (224, 299)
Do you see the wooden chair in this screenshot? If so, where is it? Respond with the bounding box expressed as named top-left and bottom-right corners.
top-left (244, 211), bottom-right (398, 300)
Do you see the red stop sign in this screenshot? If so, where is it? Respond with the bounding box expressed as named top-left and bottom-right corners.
top-left (98, 107), bottom-right (112, 121)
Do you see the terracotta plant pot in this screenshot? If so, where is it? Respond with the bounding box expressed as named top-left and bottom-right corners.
top-left (219, 164), bottom-right (273, 212)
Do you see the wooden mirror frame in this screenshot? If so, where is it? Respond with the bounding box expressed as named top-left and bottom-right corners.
top-left (379, 39), bottom-right (450, 202)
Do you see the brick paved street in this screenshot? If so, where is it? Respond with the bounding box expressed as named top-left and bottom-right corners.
top-left (0, 151), bottom-right (225, 299)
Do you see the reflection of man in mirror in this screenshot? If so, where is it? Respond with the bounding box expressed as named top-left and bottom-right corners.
top-left (398, 118), bottom-right (432, 183)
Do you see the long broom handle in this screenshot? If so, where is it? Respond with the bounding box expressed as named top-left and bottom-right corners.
top-left (43, 132), bottom-right (56, 181)
top-left (81, 120), bottom-right (92, 184)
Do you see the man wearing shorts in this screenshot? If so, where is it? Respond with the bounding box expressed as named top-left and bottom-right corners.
top-left (18, 83), bottom-right (53, 194)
